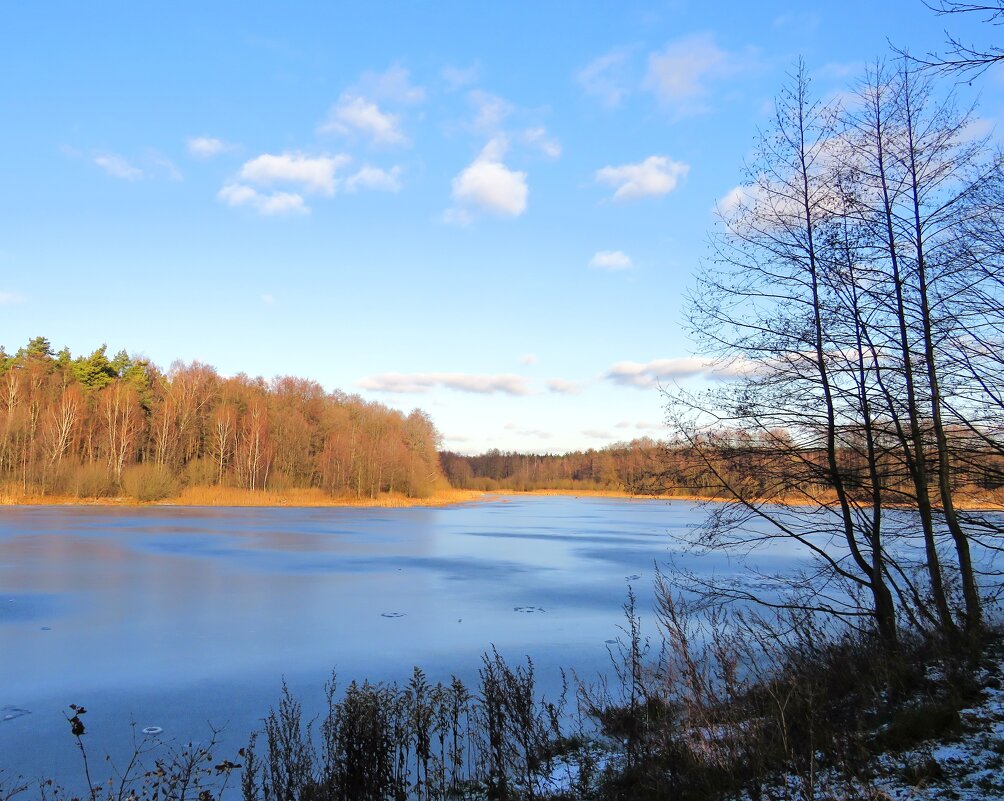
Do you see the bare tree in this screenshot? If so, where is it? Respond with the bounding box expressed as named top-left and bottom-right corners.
top-left (667, 59), bottom-right (1001, 647)
top-left (915, 1), bottom-right (1004, 75)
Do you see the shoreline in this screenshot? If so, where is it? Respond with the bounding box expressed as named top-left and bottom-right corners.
top-left (0, 487), bottom-right (489, 509)
top-left (0, 485), bottom-right (1000, 511)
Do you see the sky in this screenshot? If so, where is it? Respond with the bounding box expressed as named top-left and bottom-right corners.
top-left (1, 1), bottom-right (1000, 454)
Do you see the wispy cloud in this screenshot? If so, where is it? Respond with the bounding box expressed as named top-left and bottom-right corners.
top-left (319, 95), bottom-right (408, 146)
top-left (521, 127), bottom-right (561, 159)
top-left (606, 357), bottom-right (716, 388)
top-left (615, 420), bottom-right (666, 431)
top-left (547, 378), bottom-right (582, 395)
top-left (344, 165), bottom-right (403, 193)
top-left (446, 136), bottom-right (527, 223)
top-left (442, 63), bottom-right (480, 90)
top-left (94, 153), bottom-right (142, 180)
top-left (577, 49), bottom-right (633, 108)
top-left (716, 184), bottom-right (752, 216)
top-left (146, 150), bottom-right (182, 181)
top-left (504, 423), bottom-right (552, 439)
top-left (773, 11), bottom-right (821, 33)
top-left (596, 155), bottom-right (688, 201)
top-left (583, 429), bottom-right (617, 440)
top-left (643, 33), bottom-right (743, 116)
top-left (359, 372), bottom-right (532, 395)
top-left (187, 136), bottom-right (236, 158)
top-left (317, 66), bottom-right (423, 147)
top-left (218, 184), bottom-right (308, 216)
top-left (519, 353), bottom-right (538, 365)
top-left (468, 90), bottom-right (514, 133)
top-left (589, 250), bottom-right (633, 270)
top-left (355, 65), bottom-right (425, 105)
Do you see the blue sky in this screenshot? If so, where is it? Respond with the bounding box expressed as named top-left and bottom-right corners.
top-left (1, 1), bottom-right (999, 453)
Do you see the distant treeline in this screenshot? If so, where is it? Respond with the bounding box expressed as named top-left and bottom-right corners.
top-left (441, 432), bottom-right (1004, 502)
top-left (440, 439), bottom-right (681, 494)
top-left (0, 337), bottom-right (442, 500)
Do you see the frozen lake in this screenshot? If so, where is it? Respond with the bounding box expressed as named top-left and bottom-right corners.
top-left (0, 495), bottom-right (797, 783)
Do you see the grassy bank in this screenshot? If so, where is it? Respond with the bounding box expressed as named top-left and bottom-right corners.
top-left (495, 487), bottom-right (1004, 510)
top-left (3, 484), bottom-right (1001, 510)
top-left (0, 485), bottom-right (487, 508)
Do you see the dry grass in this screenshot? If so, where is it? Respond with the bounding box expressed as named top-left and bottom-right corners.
top-left (505, 487), bottom-right (1004, 510)
top-left (169, 486), bottom-right (486, 508)
top-left (2, 481), bottom-right (1000, 511)
top-left (0, 483), bottom-right (487, 509)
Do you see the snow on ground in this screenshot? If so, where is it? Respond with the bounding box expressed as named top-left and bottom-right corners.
top-left (869, 674), bottom-right (1004, 800)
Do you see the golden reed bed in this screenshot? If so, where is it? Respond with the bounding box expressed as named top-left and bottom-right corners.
top-left (0, 485), bottom-right (485, 508)
top-left (0, 485), bottom-right (1000, 511)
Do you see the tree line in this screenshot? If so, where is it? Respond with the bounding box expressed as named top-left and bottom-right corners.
top-left (0, 337), bottom-right (442, 500)
top-left (439, 439), bottom-right (671, 494)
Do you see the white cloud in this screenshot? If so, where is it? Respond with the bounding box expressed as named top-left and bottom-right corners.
top-left (94, 154), bottom-right (142, 180)
top-left (356, 65), bottom-right (425, 105)
top-left (344, 165), bottom-right (402, 193)
top-left (187, 136), bottom-right (234, 158)
top-left (261, 294), bottom-right (275, 305)
top-left (595, 155), bottom-right (688, 201)
top-left (583, 429), bottom-right (617, 440)
top-left (521, 127), bottom-right (562, 159)
top-left (960, 117), bottom-right (995, 143)
top-left (442, 63), bottom-right (480, 90)
top-left (577, 49), bottom-right (632, 108)
top-left (519, 353), bottom-right (538, 365)
top-left (447, 136), bottom-right (528, 220)
top-left (643, 33), bottom-right (739, 115)
top-left (605, 357), bottom-right (716, 388)
top-left (358, 372), bottom-right (531, 395)
top-left (547, 378), bottom-right (582, 395)
top-left (218, 183), bottom-right (308, 216)
top-left (589, 250), bottom-right (633, 270)
top-left (319, 95), bottom-right (407, 145)
top-left (717, 184), bottom-right (751, 216)
top-left (0, 291), bottom-right (25, 305)
top-left (239, 152), bottom-right (349, 196)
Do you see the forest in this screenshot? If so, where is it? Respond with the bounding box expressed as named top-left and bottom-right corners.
top-left (3, 332), bottom-right (1002, 512)
top-left (0, 337), bottom-right (442, 501)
